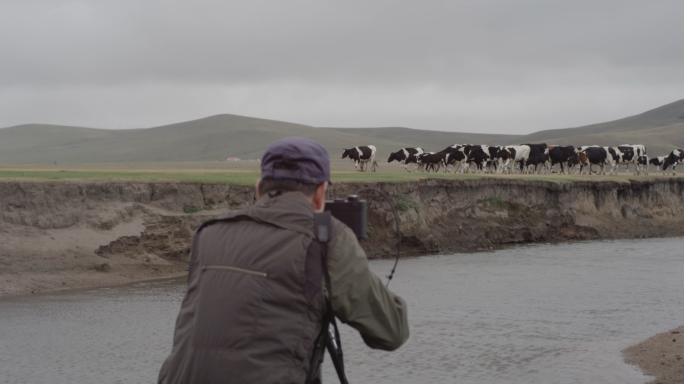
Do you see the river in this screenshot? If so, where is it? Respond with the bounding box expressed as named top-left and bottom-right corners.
top-left (2, 237), bottom-right (683, 383)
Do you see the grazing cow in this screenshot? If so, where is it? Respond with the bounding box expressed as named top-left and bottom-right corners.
top-left (341, 145), bottom-right (377, 172)
top-left (568, 152), bottom-right (589, 174)
top-left (583, 147), bottom-right (608, 175)
top-left (418, 152), bottom-right (446, 172)
top-left (548, 146), bottom-right (575, 174)
top-left (649, 156), bottom-right (666, 175)
top-left (388, 147), bottom-right (424, 172)
top-left (636, 155), bottom-right (649, 175)
top-left (525, 152), bottom-right (551, 174)
top-left (663, 149), bottom-right (684, 176)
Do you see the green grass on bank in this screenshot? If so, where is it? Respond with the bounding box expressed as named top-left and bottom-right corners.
top-left (1, 169), bottom-right (680, 185)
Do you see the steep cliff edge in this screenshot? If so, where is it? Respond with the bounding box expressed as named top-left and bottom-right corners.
top-left (1, 178), bottom-right (683, 295)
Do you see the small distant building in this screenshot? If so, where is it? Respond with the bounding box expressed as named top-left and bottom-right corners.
top-left (227, 157), bottom-right (241, 162)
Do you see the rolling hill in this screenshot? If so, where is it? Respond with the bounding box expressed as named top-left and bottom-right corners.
top-left (1, 99), bottom-right (683, 164)
top-left (0, 115), bottom-right (518, 164)
top-left (327, 99), bottom-right (684, 156)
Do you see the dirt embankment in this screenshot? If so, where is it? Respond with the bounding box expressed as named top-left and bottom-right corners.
top-left (1, 177), bottom-right (684, 296)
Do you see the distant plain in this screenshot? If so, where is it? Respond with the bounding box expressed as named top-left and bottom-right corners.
top-left (1, 161), bottom-right (680, 184)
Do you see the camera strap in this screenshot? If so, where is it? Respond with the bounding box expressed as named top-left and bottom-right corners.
top-left (306, 211), bottom-right (348, 384)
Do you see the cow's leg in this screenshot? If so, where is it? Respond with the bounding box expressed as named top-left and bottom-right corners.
top-left (624, 163), bottom-right (630, 175)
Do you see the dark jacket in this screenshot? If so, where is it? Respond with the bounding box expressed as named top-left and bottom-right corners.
top-left (159, 191), bottom-right (408, 383)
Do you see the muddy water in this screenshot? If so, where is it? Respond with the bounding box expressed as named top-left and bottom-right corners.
top-left (2, 238), bottom-right (683, 384)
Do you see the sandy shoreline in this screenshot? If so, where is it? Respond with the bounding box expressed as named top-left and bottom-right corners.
top-left (623, 325), bottom-right (684, 384)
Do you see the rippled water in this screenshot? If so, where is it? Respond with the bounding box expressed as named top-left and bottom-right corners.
top-left (2, 238), bottom-right (683, 384)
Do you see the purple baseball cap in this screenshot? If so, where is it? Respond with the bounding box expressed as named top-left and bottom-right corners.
top-left (261, 137), bottom-right (331, 185)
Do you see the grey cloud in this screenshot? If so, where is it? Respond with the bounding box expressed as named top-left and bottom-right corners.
top-left (1, 0), bottom-right (683, 133)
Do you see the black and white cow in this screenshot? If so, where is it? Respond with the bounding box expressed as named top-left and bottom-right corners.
top-left (404, 153), bottom-right (422, 171)
top-left (494, 147), bottom-right (517, 174)
top-left (636, 155), bottom-right (649, 176)
top-left (388, 147), bottom-right (424, 172)
top-left (463, 145), bottom-right (491, 173)
top-left (525, 152), bottom-right (550, 174)
top-left (341, 145), bottom-right (377, 172)
top-left (613, 145), bottom-right (640, 175)
top-left (604, 147), bottom-right (621, 175)
top-left (498, 145), bottom-right (529, 174)
top-left (485, 146), bottom-right (505, 173)
top-left (548, 145), bottom-right (575, 174)
top-left (438, 144), bottom-right (468, 173)
top-left (443, 149), bottom-right (468, 173)
top-left (518, 144), bottom-right (548, 173)
top-left (576, 145), bottom-right (599, 153)
top-left (663, 149), bottom-right (684, 176)
top-left (583, 147), bottom-right (608, 175)
top-left (417, 152), bottom-right (446, 172)
top-left (649, 156), bottom-right (666, 175)
top-left (620, 144), bottom-right (647, 157)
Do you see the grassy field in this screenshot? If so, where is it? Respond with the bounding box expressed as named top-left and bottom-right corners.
top-left (1, 162), bottom-right (679, 185)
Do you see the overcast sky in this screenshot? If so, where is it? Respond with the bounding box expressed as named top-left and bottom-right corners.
top-left (1, 0), bottom-right (683, 134)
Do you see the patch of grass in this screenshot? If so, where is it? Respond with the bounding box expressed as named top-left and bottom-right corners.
top-left (203, 205), bottom-right (214, 210)
top-left (366, 224), bottom-right (377, 238)
top-left (183, 205), bottom-right (200, 213)
top-left (482, 197), bottom-right (504, 207)
top-left (395, 193), bottom-right (420, 213)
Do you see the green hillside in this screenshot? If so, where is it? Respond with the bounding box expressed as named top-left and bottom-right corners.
top-left (0, 115), bottom-right (513, 164)
top-left (511, 99), bottom-right (684, 150)
top-left (323, 127), bottom-right (521, 150)
top-left (1, 99), bottom-right (683, 164)
top-left (330, 99), bottom-right (684, 156)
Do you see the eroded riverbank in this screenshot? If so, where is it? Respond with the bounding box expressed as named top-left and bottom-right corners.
top-left (1, 177), bottom-right (684, 295)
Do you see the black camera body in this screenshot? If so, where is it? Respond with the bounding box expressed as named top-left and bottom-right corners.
top-left (324, 195), bottom-right (367, 239)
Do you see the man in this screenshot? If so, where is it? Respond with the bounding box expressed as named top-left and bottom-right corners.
top-left (158, 137), bottom-right (409, 384)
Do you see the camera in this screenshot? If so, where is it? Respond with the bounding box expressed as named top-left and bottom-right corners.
top-left (325, 195), bottom-right (367, 239)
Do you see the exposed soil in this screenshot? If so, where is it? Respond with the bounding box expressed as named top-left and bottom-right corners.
top-left (1, 177), bottom-right (684, 296)
top-left (623, 325), bottom-right (684, 384)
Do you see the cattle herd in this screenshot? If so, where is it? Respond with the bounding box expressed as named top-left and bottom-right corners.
top-left (341, 145), bottom-right (684, 176)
